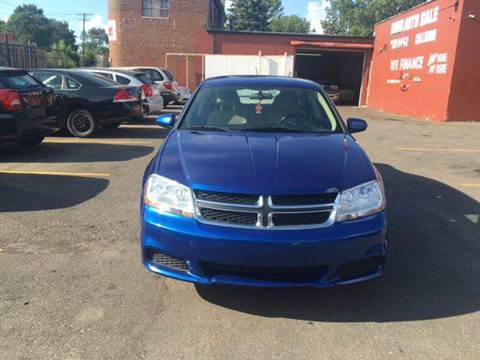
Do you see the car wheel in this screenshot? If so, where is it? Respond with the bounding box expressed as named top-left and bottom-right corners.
top-left (66, 109), bottom-right (98, 138)
top-left (102, 122), bottom-right (122, 130)
top-left (17, 136), bottom-right (45, 147)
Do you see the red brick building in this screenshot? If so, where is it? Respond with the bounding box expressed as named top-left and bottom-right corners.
top-left (368, 0), bottom-right (480, 122)
top-left (109, 0), bottom-right (480, 121)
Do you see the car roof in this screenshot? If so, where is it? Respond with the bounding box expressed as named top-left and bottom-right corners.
top-left (80, 68), bottom-right (142, 77)
top-left (120, 66), bottom-right (167, 71)
top-left (107, 68), bottom-right (145, 76)
top-left (31, 68), bottom-right (120, 86)
top-left (201, 76), bottom-right (321, 90)
top-left (32, 68), bottom-right (88, 74)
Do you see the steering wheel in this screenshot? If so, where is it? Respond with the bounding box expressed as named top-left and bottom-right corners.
top-left (279, 112), bottom-right (311, 127)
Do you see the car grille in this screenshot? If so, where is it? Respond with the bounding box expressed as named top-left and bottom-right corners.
top-left (270, 193), bottom-right (338, 206)
top-left (194, 190), bottom-right (259, 205)
top-left (194, 190), bottom-right (338, 229)
top-left (145, 248), bottom-right (188, 271)
top-left (272, 212), bottom-right (331, 227)
top-left (199, 208), bottom-right (258, 226)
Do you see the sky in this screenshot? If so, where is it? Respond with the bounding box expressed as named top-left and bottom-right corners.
top-left (0, 0), bottom-right (330, 39)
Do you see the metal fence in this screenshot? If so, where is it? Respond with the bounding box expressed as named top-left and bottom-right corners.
top-left (0, 41), bottom-right (45, 69)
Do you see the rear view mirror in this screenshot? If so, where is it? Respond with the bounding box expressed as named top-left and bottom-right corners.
top-left (249, 93), bottom-right (274, 100)
top-left (157, 114), bottom-right (175, 128)
top-left (347, 118), bottom-right (368, 133)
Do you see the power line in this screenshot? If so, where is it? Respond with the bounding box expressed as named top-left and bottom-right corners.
top-left (77, 12), bottom-right (93, 66)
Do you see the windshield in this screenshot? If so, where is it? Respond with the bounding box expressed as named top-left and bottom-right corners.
top-left (134, 73), bottom-right (153, 84)
top-left (180, 86), bottom-right (342, 133)
top-left (79, 72), bottom-right (119, 86)
top-left (163, 69), bottom-right (175, 81)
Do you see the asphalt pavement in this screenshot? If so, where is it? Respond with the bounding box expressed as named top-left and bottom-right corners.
top-left (1, 105), bottom-right (479, 359)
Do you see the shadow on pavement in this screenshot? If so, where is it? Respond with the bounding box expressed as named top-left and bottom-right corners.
top-left (0, 143), bottom-right (155, 163)
top-left (0, 174), bottom-right (109, 212)
top-left (196, 164), bottom-right (480, 322)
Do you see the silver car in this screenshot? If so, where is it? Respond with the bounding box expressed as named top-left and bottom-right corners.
top-left (119, 66), bottom-right (191, 105)
top-left (80, 68), bottom-right (164, 114)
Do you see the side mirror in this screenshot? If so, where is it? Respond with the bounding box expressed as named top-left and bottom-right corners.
top-left (156, 114), bottom-right (175, 128)
top-left (347, 118), bottom-right (368, 133)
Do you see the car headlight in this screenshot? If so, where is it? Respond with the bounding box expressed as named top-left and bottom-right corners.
top-left (336, 180), bottom-right (385, 222)
top-left (144, 174), bottom-right (194, 217)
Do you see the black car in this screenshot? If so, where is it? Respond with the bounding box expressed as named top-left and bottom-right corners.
top-left (0, 67), bottom-right (59, 147)
top-left (30, 69), bottom-right (144, 137)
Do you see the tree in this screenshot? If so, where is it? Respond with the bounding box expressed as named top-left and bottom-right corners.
top-left (7, 5), bottom-right (53, 47)
top-left (80, 28), bottom-right (109, 66)
top-left (0, 20), bottom-right (9, 33)
top-left (86, 28), bottom-right (109, 54)
top-left (50, 20), bottom-right (77, 51)
top-left (228, 0), bottom-right (283, 32)
top-left (270, 15), bottom-right (311, 33)
top-left (48, 40), bottom-right (80, 68)
top-left (322, 0), bottom-right (425, 36)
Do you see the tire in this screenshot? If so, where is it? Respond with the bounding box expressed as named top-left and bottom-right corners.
top-left (17, 136), bottom-right (45, 147)
top-left (102, 122), bottom-right (122, 130)
top-left (66, 109), bottom-right (98, 138)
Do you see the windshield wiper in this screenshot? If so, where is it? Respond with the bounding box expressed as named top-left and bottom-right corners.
top-left (184, 126), bottom-right (232, 132)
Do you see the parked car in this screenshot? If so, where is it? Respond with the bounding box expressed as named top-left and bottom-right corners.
top-left (30, 69), bottom-right (143, 137)
top-left (140, 76), bottom-right (387, 287)
top-left (80, 68), bottom-right (164, 114)
top-left (175, 85), bottom-right (193, 104)
top-left (119, 66), bottom-right (190, 105)
top-left (0, 67), bottom-right (59, 146)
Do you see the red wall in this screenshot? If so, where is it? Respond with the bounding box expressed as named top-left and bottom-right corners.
top-left (214, 32), bottom-right (374, 105)
top-left (447, 0), bottom-right (480, 121)
top-left (367, 0), bottom-right (463, 122)
top-left (214, 32), bottom-right (373, 56)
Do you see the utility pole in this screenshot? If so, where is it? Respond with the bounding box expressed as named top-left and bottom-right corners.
top-left (78, 13), bottom-right (93, 66)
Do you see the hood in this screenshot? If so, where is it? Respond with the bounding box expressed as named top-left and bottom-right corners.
top-left (156, 130), bottom-right (376, 195)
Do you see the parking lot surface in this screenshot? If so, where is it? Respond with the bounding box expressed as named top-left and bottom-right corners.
top-left (1, 106), bottom-right (479, 360)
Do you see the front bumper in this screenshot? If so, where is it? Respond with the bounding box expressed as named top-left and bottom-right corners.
top-left (141, 206), bottom-right (387, 287)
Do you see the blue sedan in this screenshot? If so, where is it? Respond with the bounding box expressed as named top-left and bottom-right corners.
top-left (140, 76), bottom-right (387, 287)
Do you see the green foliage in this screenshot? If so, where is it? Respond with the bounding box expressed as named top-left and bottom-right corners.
top-left (47, 40), bottom-right (80, 68)
top-left (82, 47), bottom-right (97, 67)
top-left (322, 0), bottom-right (425, 36)
top-left (86, 27), bottom-right (109, 54)
top-left (81, 28), bottom-right (109, 66)
top-left (0, 20), bottom-right (10, 33)
top-left (228, 0), bottom-right (283, 31)
top-left (270, 15), bottom-right (311, 33)
top-left (7, 5), bottom-right (53, 47)
top-left (50, 20), bottom-right (77, 51)
top-left (3, 4), bottom-right (78, 52)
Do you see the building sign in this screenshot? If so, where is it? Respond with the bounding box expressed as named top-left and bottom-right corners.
top-left (415, 29), bottom-right (437, 45)
top-left (390, 56), bottom-right (424, 71)
top-left (391, 36), bottom-right (409, 49)
top-left (108, 20), bottom-right (117, 42)
top-left (386, 3), bottom-right (448, 87)
top-left (390, 6), bottom-right (440, 35)
top-left (428, 53), bottom-right (448, 74)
